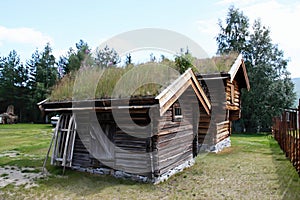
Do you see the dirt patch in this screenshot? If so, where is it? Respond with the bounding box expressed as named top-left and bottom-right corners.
top-left (216, 146), bottom-right (238, 155)
top-left (0, 166), bottom-right (45, 189)
top-left (0, 150), bottom-right (20, 158)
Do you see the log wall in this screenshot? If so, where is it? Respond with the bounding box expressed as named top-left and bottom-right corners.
top-left (69, 89), bottom-right (199, 178)
top-left (197, 77), bottom-right (227, 145)
top-left (197, 77), bottom-right (242, 145)
top-left (113, 108), bottom-right (152, 176)
top-left (73, 109), bottom-right (153, 177)
top-left (216, 121), bottom-right (230, 143)
top-left (226, 79), bottom-right (242, 121)
top-left (152, 86), bottom-right (198, 176)
top-left (72, 111), bottom-right (93, 168)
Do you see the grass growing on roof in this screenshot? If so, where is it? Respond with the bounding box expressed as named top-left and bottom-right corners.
top-left (49, 53), bottom-right (240, 102)
top-left (49, 63), bottom-right (179, 101)
top-left (50, 72), bottom-right (75, 102)
top-left (194, 52), bottom-right (239, 74)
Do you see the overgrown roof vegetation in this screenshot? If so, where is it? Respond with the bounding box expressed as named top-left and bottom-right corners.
top-left (194, 52), bottom-right (239, 74)
top-left (49, 52), bottom-right (238, 102)
top-left (49, 63), bottom-right (179, 101)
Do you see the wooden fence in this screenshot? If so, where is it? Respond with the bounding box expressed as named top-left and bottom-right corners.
top-left (272, 99), bottom-right (300, 175)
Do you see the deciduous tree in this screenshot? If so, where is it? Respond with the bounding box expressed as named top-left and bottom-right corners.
top-left (216, 6), bottom-right (249, 54)
top-left (175, 48), bottom-right (194, 74)
top-left (216, 7), bottom-right (295, 132)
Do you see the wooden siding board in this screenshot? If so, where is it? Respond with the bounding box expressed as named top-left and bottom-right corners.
top-left (153, 87), bottom-right (197, 176)
top-left (158, 151), bottom-right (193, 175)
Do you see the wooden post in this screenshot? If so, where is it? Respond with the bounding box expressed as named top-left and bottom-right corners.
top-left (279, 117), bottom-right (282, 149)
top-left (282, 111), bottom-right (287, 156)
top-left (288, 112), bottom-right (291, 161)
top-left (292, 112), bottom-right (296, 166)
top-left (295, 99), bottom-right (300, 175)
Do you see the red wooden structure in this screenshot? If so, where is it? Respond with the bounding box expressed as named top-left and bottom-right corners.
top-left (273, 99), bottom-right (300, 175)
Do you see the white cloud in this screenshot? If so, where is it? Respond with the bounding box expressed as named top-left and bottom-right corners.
top-left (52, 49), bottom-right (69, 60)
top-left (202, 0), bottom-right (300, 77)
top-left (215, 0), bottom-right (300, 47)
top-left (216, 0), bottom-right (260, 6)
top-left (0, 26), bottom-right (53, 47)
top-left (237, 0), bottom-right (300, 78)
top-left (197, 19), bottom-right (219, 35)
top-left (244, 1), bottom-right (299, 46)
top-left (196, 19), bottom-right (220, 56)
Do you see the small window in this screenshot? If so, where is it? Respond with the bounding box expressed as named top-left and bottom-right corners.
top-left (173, 103), bottom-right (183, 122)
top-left (174, 107), bottom-right (182, 116)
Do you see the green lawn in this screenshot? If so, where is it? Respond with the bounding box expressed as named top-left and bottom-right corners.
top-left (0, 124), bottom-right (300, 199)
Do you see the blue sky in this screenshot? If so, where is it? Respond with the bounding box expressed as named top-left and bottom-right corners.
top-left (1, 0), bottom-right (299, 77)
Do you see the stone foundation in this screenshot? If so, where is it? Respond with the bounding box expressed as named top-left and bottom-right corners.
top-left (153, 158), bottom-right (195, 184)
top-left (71, 158), bottom-right (195, 184)
top-left (199, 137), bottom-right (231, 153)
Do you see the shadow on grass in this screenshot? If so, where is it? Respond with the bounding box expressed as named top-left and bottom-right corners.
top-left (230, 133), bottom-right (300, 199)
top-left (3, 132), bottom-right (300, 199)
top-left (34, 163), bottom-right (153, 198)
top-left (267, 134), bottom-right (300, 199)
top-left (37, 133), bottom-right (299, 199)
top-left (1, 157), bottom-right (141, 197)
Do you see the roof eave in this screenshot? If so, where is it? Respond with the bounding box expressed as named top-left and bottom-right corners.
top-left (228, 53), bottom-right (250, 91)
top-left (155, 68), bottom-right (211, 116)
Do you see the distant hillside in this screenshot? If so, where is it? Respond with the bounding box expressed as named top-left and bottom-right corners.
top-left (292, 78), bottom-right (300, 106)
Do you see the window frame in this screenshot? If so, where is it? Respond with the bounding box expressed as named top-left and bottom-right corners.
top-left (172, 102), bottom-right (183, 122)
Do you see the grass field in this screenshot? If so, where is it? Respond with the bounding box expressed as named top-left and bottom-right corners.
top-left (0, 124), bottom-right (300, 199)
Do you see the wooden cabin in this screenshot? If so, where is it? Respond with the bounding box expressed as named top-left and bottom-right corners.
top-left (196, 54), bottom-right (250, 152)
top-left (39, 68), bottom-right (211, 183)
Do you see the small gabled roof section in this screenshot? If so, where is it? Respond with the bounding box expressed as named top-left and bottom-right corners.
top-left (155, 68), bottom-right (211, 116)
top-left (228, 54), bottom-right (250, 91)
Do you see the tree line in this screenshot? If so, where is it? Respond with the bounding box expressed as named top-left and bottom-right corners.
top-left (0, 45), bottom-right (57, 122)
top-left (0, 6), bottom-right (296, 131)
top-left (0, 40), bottom-right (122, 122)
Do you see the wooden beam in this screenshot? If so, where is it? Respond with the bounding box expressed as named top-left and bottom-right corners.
top-left (228, 54), bottom-right (250, 91)
top-left (228, 53), bottom-right (243, 82)
top-left (189, 69), bottom-right (211, 111)
top-left (45, 105), bottom-right (157, 112)
top-left (156, 68), bottom-right (211, 116)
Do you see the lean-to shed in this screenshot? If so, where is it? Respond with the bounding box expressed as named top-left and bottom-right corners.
top-left (40, 68), bottom-right (211, 183)
top-left (196, 54), bottom-right (250, 152)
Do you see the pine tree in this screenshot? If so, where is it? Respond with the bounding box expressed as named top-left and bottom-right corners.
top-left (34, 44), bottom-right (57, 101)
top-left (26, 44), bottom-right (58, 122)
top-left (59, 40), bottom-right (91, 74)
top-left (94, 45), bottom-right (120, 68)
top-left (0, 50), bottom-right (30, 121)
top-left (125, 53), bottom-right (132, 66)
